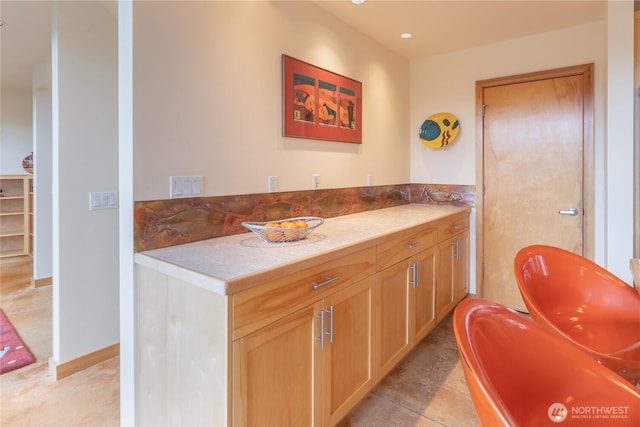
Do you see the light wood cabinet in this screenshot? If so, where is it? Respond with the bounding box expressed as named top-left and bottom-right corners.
top-left (232, 301), bottom-right (324, 427)
top-left (232, 249), bottom-right (376, 427)
top-left (135, 206), bottom-right (471, 427)
top-left (409, 245), bottom-right (437, 345)
top-left (322, 276), bottom-right (374, 426)
top-left (436, 213), bottom-right (470, 322)
top-left (375, 259), bottom-right (411, 380)
top-left (375, 227), bottom-right (439, 381)
top-left (0, 175), bottom-right (32, 258)
top-left (233, 276), bottom-right (374, 427)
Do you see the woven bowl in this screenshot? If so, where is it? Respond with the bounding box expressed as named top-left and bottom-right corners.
top-left (242, 217), bottom-right (324, 243)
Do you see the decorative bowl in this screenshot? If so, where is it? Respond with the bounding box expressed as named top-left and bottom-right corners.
top-left (22, 152), bottom-right (33, 174)
top-left (242, 217), bottom-right (324, 243)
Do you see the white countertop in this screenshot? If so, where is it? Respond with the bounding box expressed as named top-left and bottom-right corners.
top-left (134, 204), bottom-right (469, 295)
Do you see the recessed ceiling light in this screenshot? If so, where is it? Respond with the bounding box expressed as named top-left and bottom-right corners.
top-left (352, 0), bottom-right (366, 4)
top-left (400, 33), bottom-right (413, 39)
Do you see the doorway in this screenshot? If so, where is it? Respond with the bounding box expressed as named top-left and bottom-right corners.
top-left (475, 64), bottom-right (594, 311)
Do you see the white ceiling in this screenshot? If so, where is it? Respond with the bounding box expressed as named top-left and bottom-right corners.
top-left (0, 0), bottom-right (625, 92)
top-left (313, 0), bottom-right (607, 59)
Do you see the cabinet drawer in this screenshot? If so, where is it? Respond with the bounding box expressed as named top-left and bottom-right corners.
top-left (377, 226), bottom-right (437, 271)
top-left (232, 246), bottom-right (376, 340)
top-left (437, 212), bottom-right (469, 241)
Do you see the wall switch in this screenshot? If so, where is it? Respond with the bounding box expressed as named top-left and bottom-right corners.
top-left (170, 176), bottom-right (203, 198)
top-left (268, 176), bottom-right (278, 193)
top-left (366, 174), bottom-right (373, 186)
top-left (89, 191), bottom-right (118, 211)
top-left (312, 174), bottom-right (320, 190)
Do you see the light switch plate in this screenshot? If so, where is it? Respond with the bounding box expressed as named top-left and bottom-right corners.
top-left (268, 176), bottom-right (278, 192)
top-left (89, 191), bottom-right (118, 211)
top-left (170, 176), bottom-right (203, 198)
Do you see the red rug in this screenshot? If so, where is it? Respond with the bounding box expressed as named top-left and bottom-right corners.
top-left (0, 309), bottom-right (36, 374)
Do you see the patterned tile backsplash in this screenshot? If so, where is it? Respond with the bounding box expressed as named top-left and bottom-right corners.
top-left (134, 183), bottom-right (475, 252)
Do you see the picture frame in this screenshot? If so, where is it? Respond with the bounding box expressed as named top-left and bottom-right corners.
top-left (283, 55), bottom-right (362, 144)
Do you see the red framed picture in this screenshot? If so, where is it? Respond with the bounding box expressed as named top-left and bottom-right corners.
top-left (283, 55), bottom-right (362, 144)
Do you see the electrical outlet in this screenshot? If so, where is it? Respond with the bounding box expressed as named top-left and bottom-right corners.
top-left (268, 176), bottom-right (278, 192)
top-left (367, 175), bottom-right (373, 186)
top-left (312, 174), bottom-right (320, 190)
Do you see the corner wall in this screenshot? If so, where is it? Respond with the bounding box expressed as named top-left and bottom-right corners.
top-left (52, 1), bottom-right (119, 367)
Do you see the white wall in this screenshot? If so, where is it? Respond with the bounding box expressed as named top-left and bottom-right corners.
top-left (52, 1), bottom-right (119, 365)
top-left (604, 1), bottom-right (635, 283)
top-left (33, 87), bottom-right (53, 281)
top-left (132, 1), bottom-right (410, 201)
top-left (1, 89), bottom-right (33, 175)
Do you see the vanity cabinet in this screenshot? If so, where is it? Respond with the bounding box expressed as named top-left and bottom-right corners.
top-left (135, 205), bottom-right (470, 427)
top-left (375, 225), bottom-right (438, 380)
top-left (375, 259), bottom-right (411, 380)
top-left (409, 245), bottom-right (437, 345)
top-left (436, 213), bottom-right (470, 322)
top-left (231, 248), bottom-right (376, 427)
top-left (232, 300), bottom-right (324, 426)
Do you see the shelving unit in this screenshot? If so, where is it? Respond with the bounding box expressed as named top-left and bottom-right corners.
top-left (0, 175), bottom-right (33, 258)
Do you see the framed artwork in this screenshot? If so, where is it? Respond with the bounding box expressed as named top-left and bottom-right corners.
top-left (283, 55), bottom-right (362, 144)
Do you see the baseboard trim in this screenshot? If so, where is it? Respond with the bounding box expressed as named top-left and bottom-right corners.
top-left (31, 276), bottom-right (52, 288)
top-left (50, 343), bottom-right (119, 380)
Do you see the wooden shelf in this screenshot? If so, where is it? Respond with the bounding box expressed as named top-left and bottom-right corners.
top-left (0, 175), bottom-right (32, 258)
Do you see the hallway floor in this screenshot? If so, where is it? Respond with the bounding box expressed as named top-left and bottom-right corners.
top-left (0, 255), bottom-right (479, 427)
top-left (0, 256), bottom-right (120, 426)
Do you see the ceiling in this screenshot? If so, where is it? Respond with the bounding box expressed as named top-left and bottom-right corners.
top-left (0, 0), bottom-right (630, 92)
top-left (313, 0), bottom-right (608, 60)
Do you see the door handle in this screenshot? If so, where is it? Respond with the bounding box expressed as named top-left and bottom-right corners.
top-left (558, 208), bottom-right (579, 216)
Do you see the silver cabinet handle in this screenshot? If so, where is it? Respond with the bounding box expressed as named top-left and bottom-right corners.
top-left (558, 208), bottom-right (579, 216)
top-left (313, 276), bottom-right (340, 290)
top-left (316, 307), bottom-right (334, 349)
top-left (407, 241), bottom-right (421, 249)
top-left (316, 310), bottom-right (326, 349)
top-left (327, 306), bottom-right (334, 344)
top-left (408, 262), bottom-right (418, 288)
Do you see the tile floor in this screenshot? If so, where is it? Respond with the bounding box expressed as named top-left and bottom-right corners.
top-left (0, 255), bottom-right (479, 427)
top-left (338, 316), bottom-right (480, 427)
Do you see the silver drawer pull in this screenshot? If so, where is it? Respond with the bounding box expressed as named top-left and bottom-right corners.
top-left (313, 276), bottom-right (340, 290)
top-left (407, 241), bottom-right (421, 249)
top-left (453, 224), bottom-right (463, 230)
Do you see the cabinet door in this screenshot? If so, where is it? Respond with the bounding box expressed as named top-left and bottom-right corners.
top-left (452, 230), bottom-right (470, 304)
top-left (436, 237), bottom-right (455, 321)
top-left (436, 232), bottom-right (470, 321)
top-left (323, 276), bottom-right (374, 426)
top-left (375, 260), bottom-right (411, 381)
top-left (409, 246), bottom-right (437, 345)
top-left (233, 301), bottom-right (323, 427)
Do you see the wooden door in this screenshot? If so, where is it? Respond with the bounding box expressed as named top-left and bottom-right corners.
top-left (409, 246), bottom-right (437, 345)
top-left (232, 301), bottom-right (323, 427)
top-left (478, 64), bottom-right (593, 311)
top-left (323, 276), bottom-right (374, 426)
